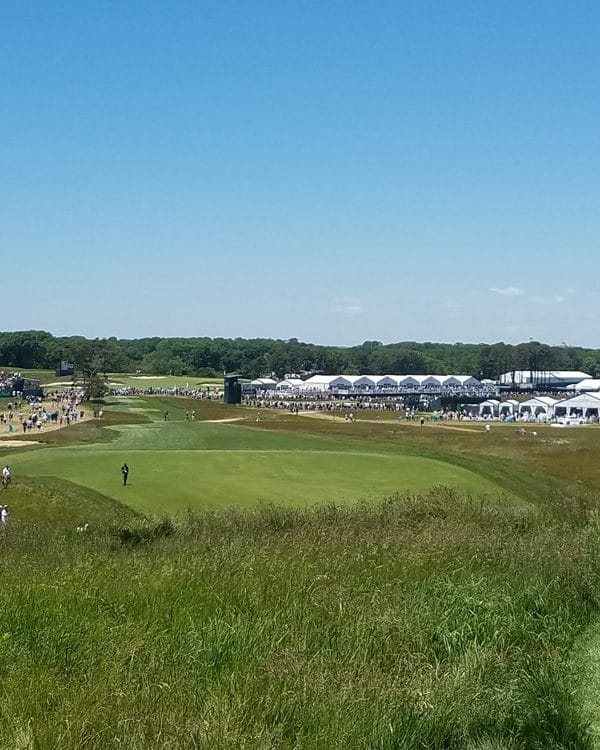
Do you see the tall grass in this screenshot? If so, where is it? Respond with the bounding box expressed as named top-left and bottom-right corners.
top-left (0, 486), bottom-right (597, 748)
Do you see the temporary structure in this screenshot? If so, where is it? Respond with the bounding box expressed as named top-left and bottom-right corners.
top-left (479, 399), bottom-right (500, 417)
top-left (517, 396), bottom-right (558, 418)
top-left (498, 399), bottom-right (519, 417)
top-left (553, 392), bottom-right (600, 418)
top-left (250, 378), bottom-right (277, 389)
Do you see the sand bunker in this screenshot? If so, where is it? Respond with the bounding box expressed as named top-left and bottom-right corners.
top-left (0, 440), bottom-right (40, 447)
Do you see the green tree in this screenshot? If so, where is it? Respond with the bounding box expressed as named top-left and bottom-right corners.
top-left (75, 353), bottom-right (109, 401)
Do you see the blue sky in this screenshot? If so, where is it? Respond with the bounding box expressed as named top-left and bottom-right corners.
top-left (1, 1), bottom-right (599, 346)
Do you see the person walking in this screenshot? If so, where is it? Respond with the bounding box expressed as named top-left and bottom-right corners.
top-left (121, 463), bottom-right (129, 486)
top-left (1, 505), bottom-right (10, 525)
top-left (2, 466), bottom-right (10, 489)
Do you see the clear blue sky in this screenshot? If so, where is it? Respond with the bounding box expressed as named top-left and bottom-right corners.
top-left (2, 1), bottom-right (599, 347)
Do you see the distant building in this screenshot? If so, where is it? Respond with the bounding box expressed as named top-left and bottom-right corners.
top-left (250, 378), bottom-right (277, 389)
top-left (499, 370), bottom-right (591, 389)
top-left (55, 361), bottom-right (75, 377)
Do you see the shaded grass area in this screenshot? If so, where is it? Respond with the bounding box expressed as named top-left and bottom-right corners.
top-left (0, 475), bottom-right (140, 527)
top-left (0, 488), bottom-right (597, 748)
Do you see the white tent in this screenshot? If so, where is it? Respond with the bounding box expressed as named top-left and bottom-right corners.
top-left (440, 375), bottom-right (461, 386)
top-left (440, 375), bottom-right (481, 387)
top-left (250, 378), bottom-right (277, 389)
top-left (459, 375), bottom-right (481, 387)
top-left (377, 375), bottom-right (402, 387)
top-left (421, 375), bottom-right (444, 387)
top-left (498, 398), bottom-right (519, 416)
top-left (554, 392), bottom-right (600, 418)
top-left (287, 372), bottom-right (495, 395)
top-left (479, 399), bottom-right (500, 417)
top-left (299, 375), bottom-right (339, 391)
top-left (276, 378), bottom-right (304, 391)
top-left (353, 375), bottom-right (379, 388)
top-left (329, 375), bottom-right (364, 389)
top-left (397, 375), bottom-right (421, 387)
top-left (572, 378), bottom-right (600, 392)
top-left (518, 396), bottom-right (558, 418)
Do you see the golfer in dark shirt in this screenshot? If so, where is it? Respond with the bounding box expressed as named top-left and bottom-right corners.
top-left (121, 463), bottom-right (129, 486)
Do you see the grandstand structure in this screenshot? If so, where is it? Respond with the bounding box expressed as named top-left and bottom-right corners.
top-left (498, 370), bottom-right (591, 390)
top-left (0, 371), bottom-right (42, 398)
top-left (247, 374), bottom-right (495, 398)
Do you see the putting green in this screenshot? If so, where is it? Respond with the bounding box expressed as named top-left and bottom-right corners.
top-left (8, 431), bottom-right (501, 515)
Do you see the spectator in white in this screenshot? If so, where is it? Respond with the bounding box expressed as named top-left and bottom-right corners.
top-left (1, 466), bottom-right (10, 489)
top-left (1, 505), bottom-right (10, 525)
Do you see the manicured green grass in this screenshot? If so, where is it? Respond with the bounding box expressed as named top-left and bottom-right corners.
top-left (0, 366), bottom-right (69, 384)
top-left (0, 366), bottom-right (227, 389)
top-left (7, 406), bottom-right (502, 514)
top-left (107, 373), bottom-right (226, 389)
top-left (11, 444), bottom-right (501, 514)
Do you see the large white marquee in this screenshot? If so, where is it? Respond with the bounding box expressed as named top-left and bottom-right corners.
top-left (283, 374), bottom-right (485, 393)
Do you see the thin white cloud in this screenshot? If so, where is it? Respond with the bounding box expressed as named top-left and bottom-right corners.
top-left (529, 292), bottom-right (569, 304)
top-left (490, 286), bottom-right (524, 297)
top-left (332, 297), bottom-right (364, 315)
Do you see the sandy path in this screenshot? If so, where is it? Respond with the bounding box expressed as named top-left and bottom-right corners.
top-left (202, 417), bottom-right (245, 424)
top-left (0, 439), bottom-right (40, 448)
top-left (0, 410), bottom-right (95, 445)
top-left (294, 411), bottom-right (484, 433)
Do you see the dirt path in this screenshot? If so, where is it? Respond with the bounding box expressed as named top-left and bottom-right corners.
top-left (294, 411), bottom-right (483, 433)
top-left (0, 439), bottom-right (40, 448)
top-left (0, 411), bottom-right (95, 446)
top-left (202, 417), bottom-right (245, 424)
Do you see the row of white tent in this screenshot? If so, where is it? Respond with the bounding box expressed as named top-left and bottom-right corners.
top-left (251, 374), bottom-right (485, 391)
top-left (479, 393), bottom-right (600, 418)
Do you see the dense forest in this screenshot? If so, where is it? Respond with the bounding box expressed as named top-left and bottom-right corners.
top-left (1, 330), bottom-right (600, 380)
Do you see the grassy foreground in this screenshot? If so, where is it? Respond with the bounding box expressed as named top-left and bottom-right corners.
top-left (0, 480), bottom-right (598, 749)
top-left (2, 397), bottom-right (600, 747)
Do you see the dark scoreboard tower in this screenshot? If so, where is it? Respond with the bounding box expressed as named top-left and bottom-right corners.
top-left (223, 374), bottom-right (242, 404)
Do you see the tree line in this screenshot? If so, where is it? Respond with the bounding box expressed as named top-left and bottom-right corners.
top-left (1, 330), bottom-right (600, 381)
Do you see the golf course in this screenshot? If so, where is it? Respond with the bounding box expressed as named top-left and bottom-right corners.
top-left (2, 392), bottom-right (600, 748)
top-left (5, 397), bottom-right (503, 515)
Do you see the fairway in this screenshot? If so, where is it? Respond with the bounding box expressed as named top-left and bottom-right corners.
top-left (5, 415), bottom-right (502, 514)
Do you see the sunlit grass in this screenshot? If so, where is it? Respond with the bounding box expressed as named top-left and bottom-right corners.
top-left (0, 394), bottom-right (599, 748)
top-left (0, 487), bottom-right (596, 748)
